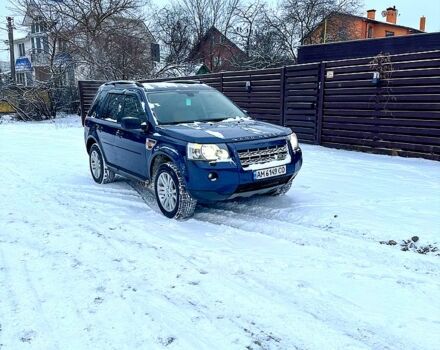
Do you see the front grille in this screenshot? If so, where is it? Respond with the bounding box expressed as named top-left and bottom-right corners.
top-left (237, 143), bottom-right (289, 167)
top-left (236, 175), bottom-right (291, 193)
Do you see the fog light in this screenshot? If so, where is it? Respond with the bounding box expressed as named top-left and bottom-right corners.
top-left (208, 172), bottom-right (218, 181)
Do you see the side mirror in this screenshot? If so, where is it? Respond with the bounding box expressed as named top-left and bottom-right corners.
top-left (121, 117), bottom-right (142, 130)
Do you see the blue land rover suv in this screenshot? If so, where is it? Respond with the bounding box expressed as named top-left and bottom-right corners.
top-left (84, 80), bottom-right (303, 219)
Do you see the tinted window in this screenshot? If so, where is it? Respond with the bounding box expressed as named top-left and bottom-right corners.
top-left (146, 90), bottom-right (246, 124)
top-left (123, 95), bottom-right (146, 121)
top-left (104, 93), bottom-right (124, 122)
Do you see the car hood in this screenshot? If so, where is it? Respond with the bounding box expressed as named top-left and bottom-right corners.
top-left (156, 118), bottom-right (290, 143)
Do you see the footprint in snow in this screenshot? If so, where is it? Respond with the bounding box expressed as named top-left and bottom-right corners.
top-left (20, 330), bottom-right (37, 343)
top-left (158, 336), bottom-right (176, 346)
top-left (94, 297), bottom-right (104, 304)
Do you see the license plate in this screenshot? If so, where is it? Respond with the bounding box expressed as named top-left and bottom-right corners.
top-left (253, 165), bottom-right (286, 180)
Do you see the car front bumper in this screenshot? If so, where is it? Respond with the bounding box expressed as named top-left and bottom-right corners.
top-left (185, 148), bottom-right (303, 202)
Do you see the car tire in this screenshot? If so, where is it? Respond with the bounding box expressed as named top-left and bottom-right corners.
top-left (269, 178), bottom-right (293, 196)
top-left (154, 162), bottom-right (197, 219)
top-left (89, 144), bottom-right (115, 184)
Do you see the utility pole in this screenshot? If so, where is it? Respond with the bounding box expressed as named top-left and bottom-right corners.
top-left (7, 16), bottom-right (15, 83)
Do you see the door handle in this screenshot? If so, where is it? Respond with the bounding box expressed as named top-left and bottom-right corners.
top-left (116, 130), bottom-right (123, 137)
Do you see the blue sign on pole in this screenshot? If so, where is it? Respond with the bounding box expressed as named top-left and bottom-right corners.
top-left (15, 57), bottom-right (32, 71)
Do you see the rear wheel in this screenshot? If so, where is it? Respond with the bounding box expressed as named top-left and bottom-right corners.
top-left (154, 162), bottom-right (197, 219)
top-left (89, 144), bottom-right (115, 184)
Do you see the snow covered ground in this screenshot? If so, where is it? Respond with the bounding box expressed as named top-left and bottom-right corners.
top-left (0, 116), bottom-right (439, 350)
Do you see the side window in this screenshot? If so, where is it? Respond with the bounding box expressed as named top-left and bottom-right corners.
top-left (88, 91), bottom-right (102, 118)
top-left (104, 93), bottom-right (124, 122)
top-left (123, 95), bottom-right (146, 121)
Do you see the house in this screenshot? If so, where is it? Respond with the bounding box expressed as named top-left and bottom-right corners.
top-left (12, 5), bottom-right (159, 86)
top-left (188, 27), bottom-right (246, 72)
top-left (12, 5), bottom-right (75, 87)
top-left (87, 16), bottom-right (159, 80)
top-left (0, 61), bottom-right (10, 85)
top-left (303, 6), bottom-right (425, 45)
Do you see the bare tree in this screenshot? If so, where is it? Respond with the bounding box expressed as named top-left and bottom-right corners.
top-left (6, 0), bottom-right (155, 117)
top-left (180, 0), bottom-right (241, 40)
top-left (150, 0), bottom-right (362, 72)
top-left (86, 17), bottom-right (155, 80)
top-left (266, 0), bottom-right (361, 62)
top-left (14, 0), bottom-right (150, 80)
top-left (231, 1), bottom-right (266, 57)
top-left (152, 5), bottom-right (193, 68)
top-left (149, 0), bottom-right (243, 76)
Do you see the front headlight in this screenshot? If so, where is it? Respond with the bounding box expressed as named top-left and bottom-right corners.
top-left (187, 143), bottom-right (230, 161)
top-left (288, 133), bottom-right (299, 150)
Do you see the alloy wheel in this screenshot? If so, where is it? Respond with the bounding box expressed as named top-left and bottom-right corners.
top-left (90, 150), bottom-right (102, 179)
top-left (157, 172), bottom-right (178, 212)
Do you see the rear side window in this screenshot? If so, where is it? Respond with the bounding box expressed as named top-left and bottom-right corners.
top-left (123, 95), bottom-right (146, 122)
top-left (104, 93), bottom-right (124, 122)
top-left (88, 90), bottom-right (103, 118)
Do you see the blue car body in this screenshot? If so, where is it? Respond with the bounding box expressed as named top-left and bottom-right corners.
top-left (84, 81), bottom-right (302, 203)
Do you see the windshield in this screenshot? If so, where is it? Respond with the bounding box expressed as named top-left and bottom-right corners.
top-left (146, 89), bottom-right (246, 124)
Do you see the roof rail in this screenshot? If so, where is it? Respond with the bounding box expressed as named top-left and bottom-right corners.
top-left (105, 80), bottom-right (143, 87)
top-left (166, 80), bottom-right (201, 84)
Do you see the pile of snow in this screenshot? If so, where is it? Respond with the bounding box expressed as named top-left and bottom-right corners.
top-left (0, 114), bottom-right (15, 124)
top-left (0, 119), bottom-right (439, 349)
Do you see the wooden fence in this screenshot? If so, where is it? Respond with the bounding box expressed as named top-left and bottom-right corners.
top-left (79, 49), bottom-right (440, 161)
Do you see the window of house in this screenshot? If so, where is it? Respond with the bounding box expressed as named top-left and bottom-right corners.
top-left (43, 37), bottom-right (49, 53)
top-left (213, 56), bottom-right (222, 66)
top-left (36, 37), bottom-right (42, 53)
top-left (367, 26), bottom-right (373, 38)
top-left (385, 31), bottom-right (395, 37)
top-left (18, 43), bottom-right (26, 57)
top-left (17, 72), bottom-right (26, 85)
top-left (31, 18), bottom-right (46, 34)
top-left (104, 94), bottom-right (124, 122)
top-left (58, 38), bottom-right (67, 52)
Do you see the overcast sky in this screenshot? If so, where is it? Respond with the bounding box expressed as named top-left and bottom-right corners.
top-left (0, 0), bottom-right (439, 62)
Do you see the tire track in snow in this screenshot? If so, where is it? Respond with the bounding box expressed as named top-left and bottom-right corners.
top-left (1, 165), bottom-right (161, 348)
top-left (3, 164), bottom-right (255, 348)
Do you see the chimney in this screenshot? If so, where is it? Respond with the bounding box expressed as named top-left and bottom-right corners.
top-left (419, 16), bottom-right (426, 31)
top-left (386, 6), bottom-right (397, 24)
top-left (367, 9), bottom-right (376, 20)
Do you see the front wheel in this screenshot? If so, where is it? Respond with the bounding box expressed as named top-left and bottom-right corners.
top-left (154, 162), bottom-right (197, 219)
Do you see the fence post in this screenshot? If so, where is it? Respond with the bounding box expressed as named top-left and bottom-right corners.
top-left (316, 62), bottom-right (326, 145)
top-left (280, 66), bottom-right (286, 126)
top-left (220, 73), bottom-right (224, 93)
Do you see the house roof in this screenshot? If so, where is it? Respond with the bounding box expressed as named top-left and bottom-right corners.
top-left (22, 0), bottom-right (43, 26)
top-left (188, 26), bottom-right (245, 60)
top-left (111, 16), bottom-right (155, 39)
top-left (303, 11), bottom-right (423, 42)
top-left (346, 12), bottom-right (423, 33)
